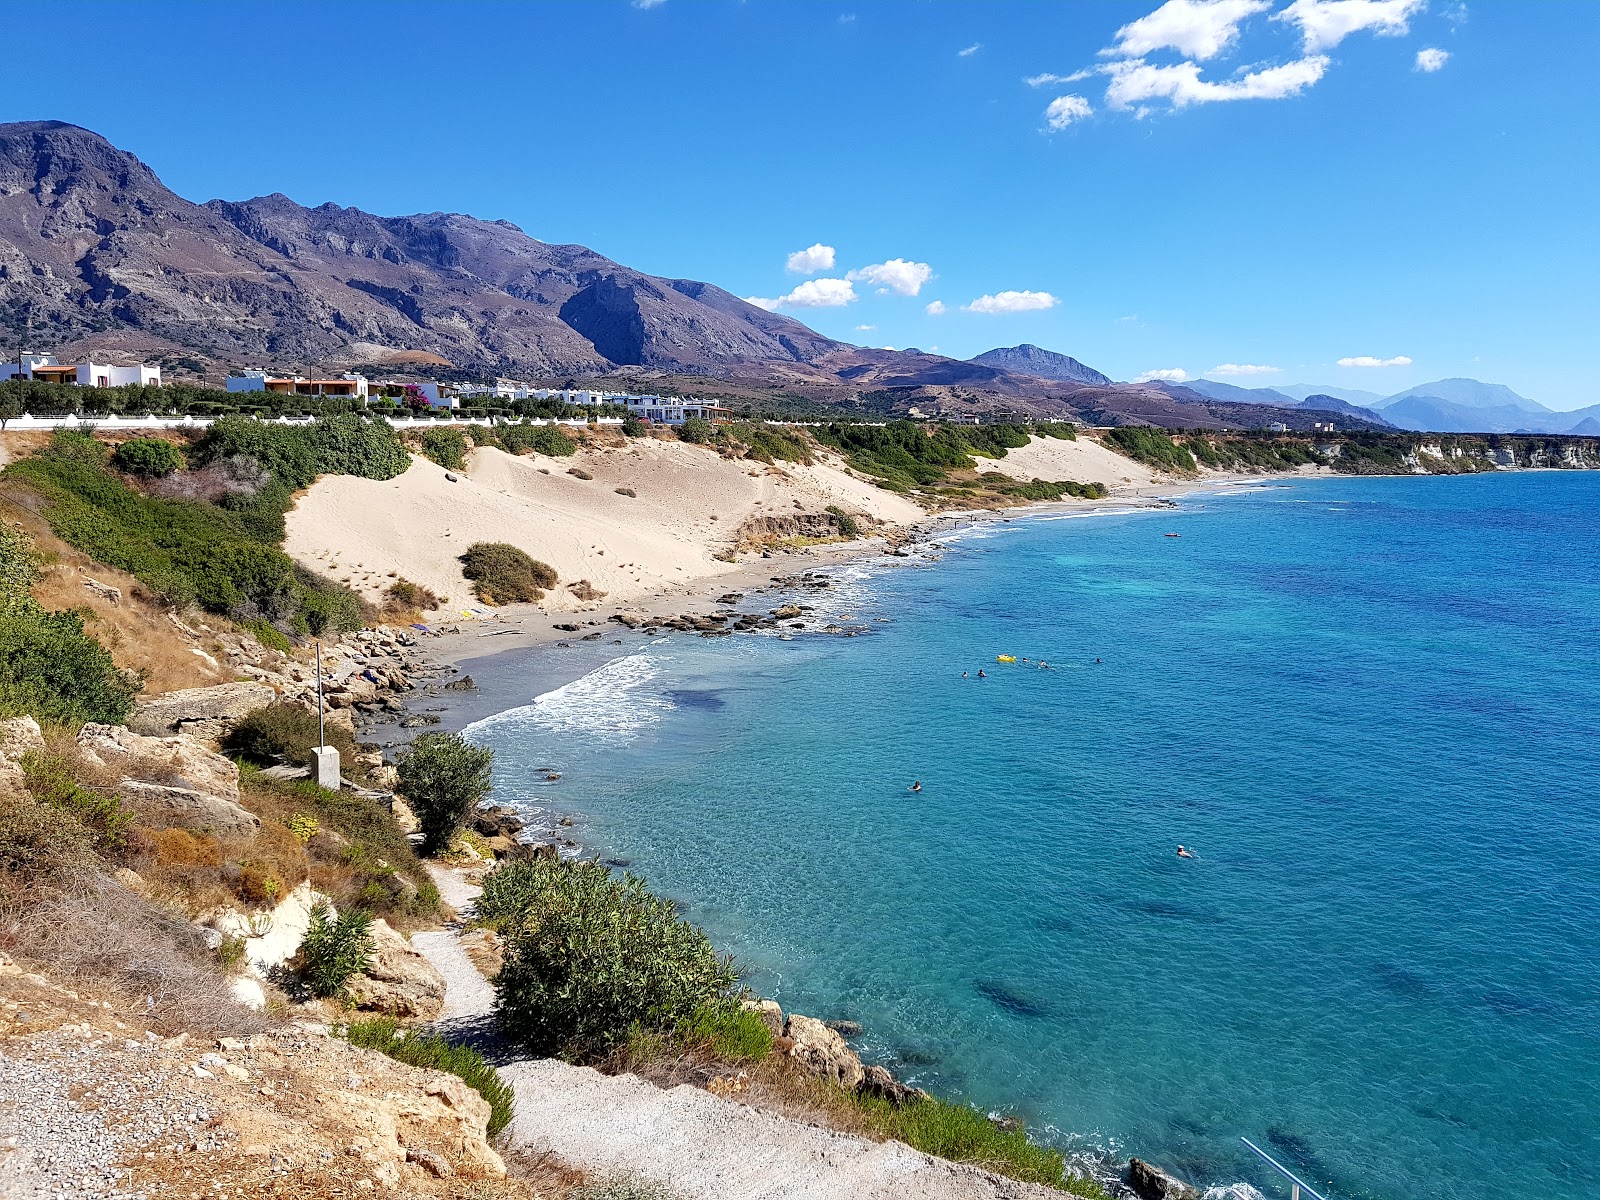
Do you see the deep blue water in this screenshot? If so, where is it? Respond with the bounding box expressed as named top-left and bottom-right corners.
top-left (466, 474), bottom-right (1600, 1200)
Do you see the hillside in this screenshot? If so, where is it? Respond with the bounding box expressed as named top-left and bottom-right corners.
top-left (967, 345), bottom-right (1112, 386)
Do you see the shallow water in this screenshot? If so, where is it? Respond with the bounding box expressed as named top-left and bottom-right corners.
top-left (465, 473), bottom-right (1600, 1199)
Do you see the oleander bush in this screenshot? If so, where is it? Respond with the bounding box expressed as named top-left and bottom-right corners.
top-left (458, 542), bottom-right (557, 605)
top-left (394, 731), bottom-right (494, 855)
top-left (298, 900), bottom-right (375, 998)
top-left (343, 1017), bottom-right (516, 1136)
top-left (111, 436), bottom-right (185, 478)
top-left (480, 857), bottom-right (739, 1060)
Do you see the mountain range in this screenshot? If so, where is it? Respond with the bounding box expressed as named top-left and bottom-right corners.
top-left (0, 121), bottom-right (1581, 437)
top-left (1177, 375), bottom-right (1599, 435)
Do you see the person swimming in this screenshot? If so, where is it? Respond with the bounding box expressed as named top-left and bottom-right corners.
top-left (1177, 845), bottom-right (1194, 859)
top-left (911, 781), bottom-right (923, 793)
top-left (962, 671), bottom-right (969, 679)
top-left (977, 669), bottom-right (987, 678)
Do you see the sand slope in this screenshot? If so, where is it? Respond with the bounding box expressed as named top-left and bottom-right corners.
top-left (969, 435), bottom-right (1159, 490)
top-left (283, 442), bottom-right (921, 615)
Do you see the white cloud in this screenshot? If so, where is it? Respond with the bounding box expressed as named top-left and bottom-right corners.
top-left (785, 243), bottom-right (836, 274)
top-left (1104, 54), bottom-right (1329, 109)
top-left (1136, 368), bottom-right (1191, 382)
top-left (963, 290), bottom-right (1060, 314)
top-left (1275, 0), bottom-right (1424, 53)
top-left (847, 259), bottom-right (934, 296)
top-left (1025, 72), bottom-right (1088, 87)
top-left (959, 42), bottom-right (983, 57)
top-left (1045, 94), bottom-right (1094, 130)
top-left (854, 324), bottom-right (876, 331)
top-left (1104, 0), bottom-right (1272, 61)
top-left (839, 12), bottom-right (856, 23)
top-left (745, 278), bottom-right (858, 310)
top-left (925, 300), bottom-right (948, 316)
top-left (1210, 362), bottom-right (1282, 376)
top-left (632, 0), bottom-right (667, 8)
top-left (1338, 354), bottom-right (1412, 367)
top-left (1414, 47), bottom-right (1450, 72)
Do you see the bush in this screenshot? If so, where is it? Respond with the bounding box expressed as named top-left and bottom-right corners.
top-left (621, 416), bottom-right (648, 438)
top-left (343, 1017), bottom-right (516, 1137)
top-left (481, 858), bottom-right (738, 1060)
top-left (1104, 427), bottom-right (1196, 473)
top-left (224, 702), bottom-right (359, 770)
top-left (298, 900), bottom-right (375, 998)
top-left (824, 505), bottom-right (861, 538)
top-left (678, 1002), bottom-right (774, 1062)
top-left (383, 577), bottom-right (442, 615)
top-left (498, 422), bottom-right (577, 457)
top-left (0, 792), bottom-right (97, 886)
top-left (615, 487), bottom-right (636, 498)
top-left (0, 523), bottom-right (139, 726)
top-left (112, 437), bottom-right (185, 477)
top-left (395, 731), bottom-right (494, 855)
top-left (419, 427), bottom-right (468, 471)
top-left (1033, 422), bottom-right (1079, 441)
top-left (567, 467), bottom-right (593, 480)
top-left (21, 751), bottom-right (132, 852)
top-left (677, 417), bottom-right (715, 444)
top-left (458, 542), bottom-right (557, 605)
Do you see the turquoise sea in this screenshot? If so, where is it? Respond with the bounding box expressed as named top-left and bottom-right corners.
top-left (465, 473), bottom-right (1600, 1200)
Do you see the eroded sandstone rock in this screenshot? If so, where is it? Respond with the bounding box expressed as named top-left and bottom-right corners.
top-left (784, 1013), bottom-right (865, 1090)
top-left (128, 682), bottom-right (275, 744)
top-left (1126, 1158), bottom-right (1200, 1200)
top-left (345, 919), bottom-right (446, 1020)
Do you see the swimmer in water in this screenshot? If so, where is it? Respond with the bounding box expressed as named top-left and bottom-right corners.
top-left (962, 671), bottom-right (969, 679)
top-left (911, 781), bottom-right (923, 793)
top-left (977, 669), bottom-right (987, 678)
top-left (1177, 845), bottom-right (1194, 859)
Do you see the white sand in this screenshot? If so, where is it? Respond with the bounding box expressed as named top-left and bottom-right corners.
top-left (969, 434), bottom-right (1159, 490)
top-left (283, 442), bottom-right (922, 616)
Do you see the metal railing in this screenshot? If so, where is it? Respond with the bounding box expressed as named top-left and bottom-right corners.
top-left (1241, 1138), bottom-right (1331, 1200)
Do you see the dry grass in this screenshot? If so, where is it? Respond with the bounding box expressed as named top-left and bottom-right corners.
top-left (0, 488), bottom-right (237, 692)
top-left (567, 580), bottom-right (606, 602)
top-left (0, 874), bottom-right (268, 1037)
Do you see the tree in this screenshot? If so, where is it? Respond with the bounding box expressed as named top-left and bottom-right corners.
top-left (395, 731), bottom-right (494, 855)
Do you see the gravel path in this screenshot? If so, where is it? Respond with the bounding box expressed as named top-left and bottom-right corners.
top-left (414, 866), bottom-right (1059, 1200)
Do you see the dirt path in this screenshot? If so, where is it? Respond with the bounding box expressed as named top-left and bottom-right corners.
top-left (415, 866), bottom-right (1059, 1200)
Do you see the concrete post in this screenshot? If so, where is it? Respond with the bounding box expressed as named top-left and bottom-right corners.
top-left (311, 745), bottom-right (341, 791)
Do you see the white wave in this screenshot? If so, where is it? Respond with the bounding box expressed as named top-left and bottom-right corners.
top-left (464, 654), bottom-right (674, 741)
top-left (1202, 1185), bottom-right (1269, 1200)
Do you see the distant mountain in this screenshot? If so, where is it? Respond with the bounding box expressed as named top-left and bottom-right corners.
top-left (1276, 384), bottom-right (1386, 406)
top-left (1377, 379), bottom-right (1549, 414)
top-left (968, 345), bottom-right (1111, 386)
top-left (1298, 394), bottom-right (1396, 427)
top-left (1179, 378), bottom-right (1300, 407)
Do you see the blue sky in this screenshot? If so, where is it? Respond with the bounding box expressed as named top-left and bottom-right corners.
top-left (1, 1), bottom-right (1595, 407)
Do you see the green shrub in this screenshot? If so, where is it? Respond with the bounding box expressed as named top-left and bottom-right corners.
top-left (1033, 422), bottom-right (1079, 441)
top-left (621, 416), bottom-right (648, 438)
top-left (343, 1017), bottom-right (516, 1136)
top-left (112, 437), bottom-right (185, 477)
top-left (677, 417), bottom-right (715, 444)
top-left (44, 429), bottom-right (108, 466)
top-left (824, 505), bottom-right (861, 538)
top-left (458, 542), bottom-right (557, 605)
top-left (995, 478), bottom-right (1108, 502)
top-left (419, 427), bottom-right (468, 471)
top-left (240, 617), bottom-right (291, 653)
top-left (395, 731), bottom-right (494, 855)
top-left (192, 414), bottom-right (410, 488)
top-left (497, 422), bottom-right (577, 457)
top-left (1104, 427), bottom-right (1196, 473)
top-left (224, 702), bottom-right (359, 770)
top-left (298, 900), bottom-right (374, 998)
top-left (20, 751), bottom-right (131, 852)
top-left (272, 778), bottom-right (435, 918)
top-left (481, 857), bottom-right (739, 1060)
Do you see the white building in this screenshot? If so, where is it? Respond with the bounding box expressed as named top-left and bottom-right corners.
top-left (619, 394), bottom-right (731, 426)
top-left (1, 353), bottom-right (161, 387)
top-left (226, 370), bottom-right (369, 399)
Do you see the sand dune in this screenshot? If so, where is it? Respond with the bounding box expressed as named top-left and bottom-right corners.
top-left (283, 441), bottom-right (921, 615)
top-left (969, 434), bottom-right (1159, 489)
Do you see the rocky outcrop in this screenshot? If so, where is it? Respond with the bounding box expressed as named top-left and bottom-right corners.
top-left (345, 919), bottom-right (447, 1020)
top-left (783, 1014), bottom-right (865, 1090)
top-left (116, 779), bottom-right (260, 837)
top-left (741, 998), bottom-right (784, 1038)
top-left (0, 716), bottom-right (44, 791)
top-left (128, 682), bottom-right (275, 744)
top-left (1126, 1158), bottom-right (1200, 1200)
top-left (858, 1064), bottom-right (932, 1108)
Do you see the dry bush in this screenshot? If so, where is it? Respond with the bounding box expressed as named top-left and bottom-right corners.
top-left (568, 580), bottom-right (607, 602)
top-left (145, 454), bottom-right (268, 503)
top-left (381, 577), bottom-right (443, 619)
top-left (0, 790), bottom-right (98, 906)
top-left (3, 875), bottom-right (268, 1036)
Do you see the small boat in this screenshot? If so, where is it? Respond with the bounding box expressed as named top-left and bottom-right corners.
top-left (996, 655), bottom-right (1017, 663)
top-left (1164, 533), bottom-right (1181, 538)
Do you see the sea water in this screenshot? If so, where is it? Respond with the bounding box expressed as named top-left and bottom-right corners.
top-left (465, 473), bottom-right (1600, 1200)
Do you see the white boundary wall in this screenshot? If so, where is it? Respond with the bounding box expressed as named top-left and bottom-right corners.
top-left (0, 413), bottom-right (625, 432)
